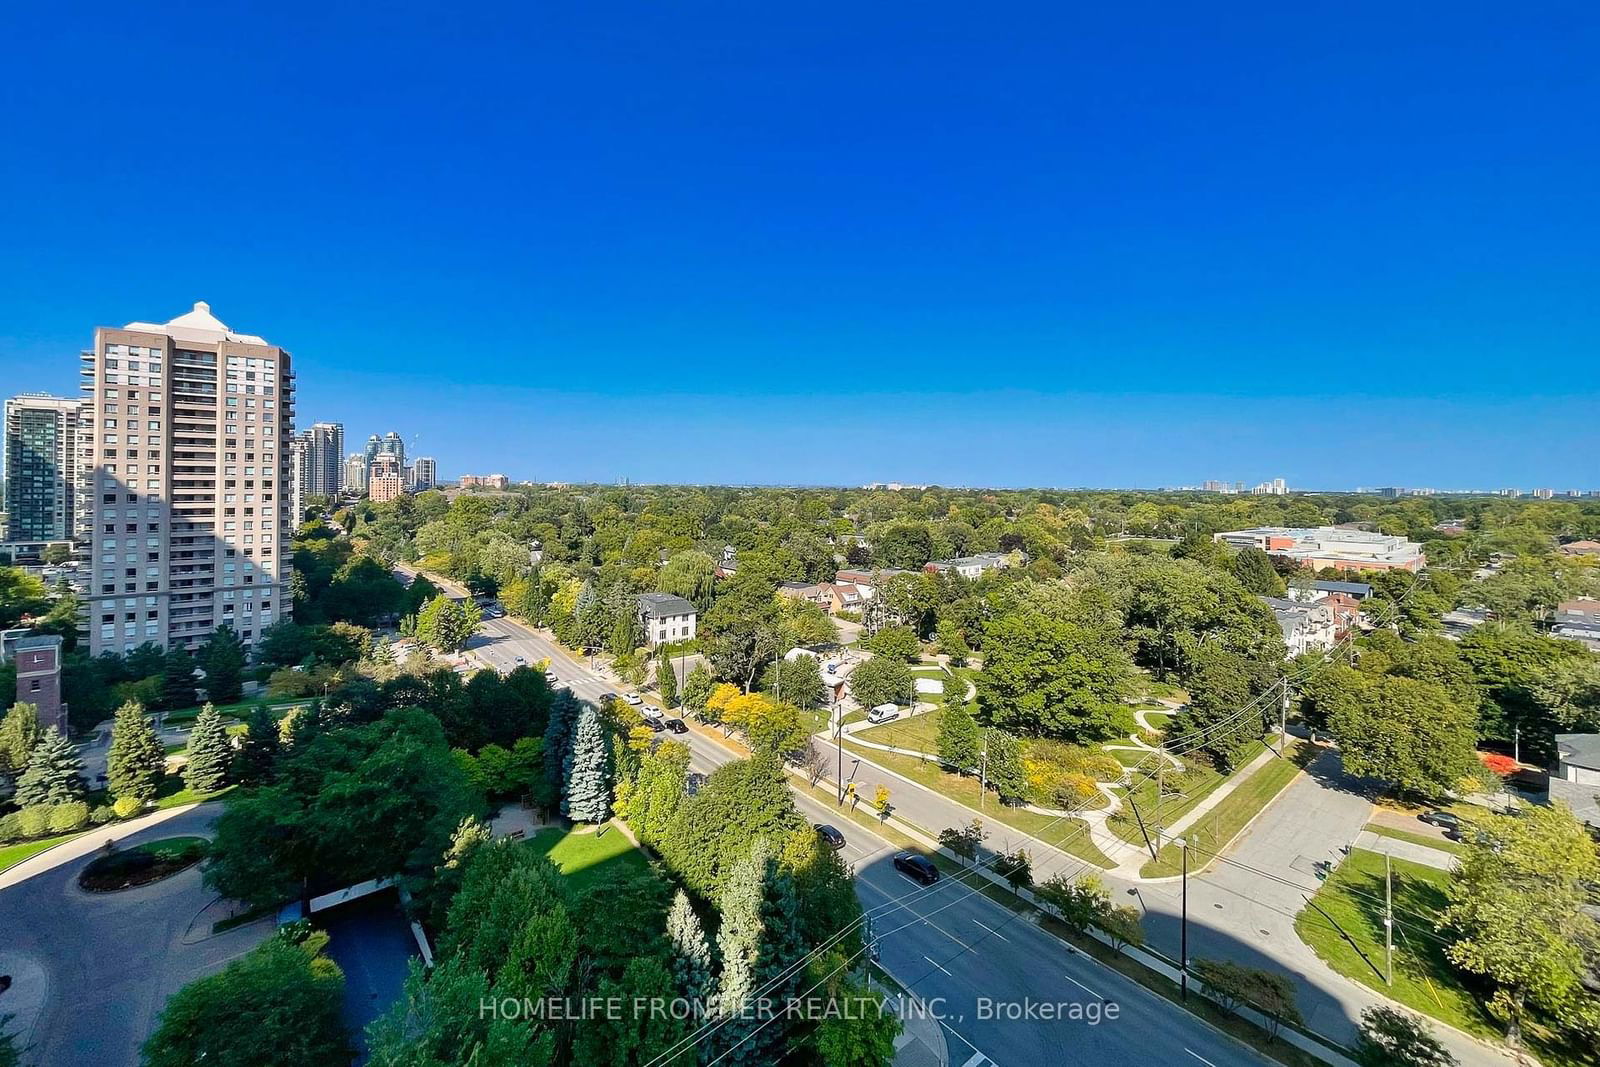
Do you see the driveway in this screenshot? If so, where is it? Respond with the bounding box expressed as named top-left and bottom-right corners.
top-left (0, 805), bottom-right (271, 1067)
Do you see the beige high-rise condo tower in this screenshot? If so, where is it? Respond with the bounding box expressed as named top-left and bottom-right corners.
top-left (81, 302), bottom-right (295, 655)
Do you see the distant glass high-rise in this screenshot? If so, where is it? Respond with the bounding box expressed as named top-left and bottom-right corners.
top-left (4, 393), bottom-right (84, 544)
top-left (382, 430), bottom-right (405, 470)
top-left (306, 421), bottom-right (343, 495)
top-left (412, 456), bottom-right (437, 491)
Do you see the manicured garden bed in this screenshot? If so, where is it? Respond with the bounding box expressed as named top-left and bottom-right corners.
top-left (78, 836), bottom-right (209, 892)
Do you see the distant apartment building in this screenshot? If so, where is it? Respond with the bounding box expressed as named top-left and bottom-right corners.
top-left (1250, 477), bottom-right (1288, 496)
top-left (1531, 488), bottom-right (1555, 500)
top-left (344, 452), bottom-right (368, 493)
top-left (290, 434), bottom-right (311, 526)
top-left (1213, 526), bottom-right (1424, 573)
top-left (3, 393), bottom-right (84, 549)
top-left (637, 592), bottom-right (697, 646)
top-left (411, 456), bottom-right (437, 491)
top-left (457, 473), bottom-right (508, 490)
top-left (369, 452), bottom-right (404, 503)
top-left (81, 302), bottom-right (294, 654)
top-left (382, 430), bottom-right (406, 470)
top-left (303, 421), bottom-right (343, 496)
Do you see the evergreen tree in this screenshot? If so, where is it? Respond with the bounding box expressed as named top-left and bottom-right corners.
top-left (542, 689), bottom-right (579, 810)
top-left (107, 699), bottom-right (167, 803)
top-left (284, 700), bottom-right (323, 750)
top-left (563, 703), bottom-right (611, 823)
top-left (183, 703), bottom-right (232, 794)
top-left (683, 662), bottom-right (714, 711)
top-left (160, 647), bottom-right (198, 710)
top-left (232, 704), bottom-right (281, 785)
top-left (665, 888), bottom-right (714, 1003)
top-left (713, 839), bottom-right (805, 1065)
top-left (199, 626), bottom-right (247, 704)
top-left (13, 728), bottom-right (85, 807)
top-left (936, 701), bottom-right (981, 772)
top-left (0, 700), bottom-right (45, 778)
top-left (714, 839), bottom-right (767, 1058)
top-left (656, 657), bottom-right (679, 708)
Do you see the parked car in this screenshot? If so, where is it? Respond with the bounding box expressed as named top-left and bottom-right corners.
top-left (513, 655), bottom-right (527, 665)
top-left (867, 704), bottom-right (901, 725)
top-left (814, 824), bottom-right (846, 850)
top-left (600, 692), bottom-right (619, 704)
top-left (893, 852), bottom-right (939, 885)
top-left (663, 718), bottom-right (689, 735)
top-left (646, 717), bottom-right (666, 732)
top-left (623, 692), bottom-right (644, 706)
top-left (1419, 811), bottom-right (1462, 832)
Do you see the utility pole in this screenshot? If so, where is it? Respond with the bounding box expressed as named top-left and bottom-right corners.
top-left (835, 707), bottom-right (845, 805)
top-left (1384, 851), bottom-right (1394, 986)
top-left (1154, 763), bottom-right (1165, 849)
top-left (1513, 724), bottom-right (1520, 764)
top-left (978, 734), bottom-right (988, 811)
top-left (1178, 837), bottom-right (1189, 1002)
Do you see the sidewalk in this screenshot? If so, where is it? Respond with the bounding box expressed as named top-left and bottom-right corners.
top-left (1351, 830), bottom-right (1459, 872)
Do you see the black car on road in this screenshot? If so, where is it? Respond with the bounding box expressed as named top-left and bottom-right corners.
top-left (663, 718), bottom-right (689, 734)
top-left (893, 852), bottom-right (939, 885)
top-left (814, 824), bottom-right (846, 850)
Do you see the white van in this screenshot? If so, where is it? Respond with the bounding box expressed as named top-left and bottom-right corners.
top-left (867, 704), bottom-right (901, 725)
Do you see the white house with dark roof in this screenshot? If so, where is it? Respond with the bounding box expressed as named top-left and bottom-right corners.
top-left (637, 593), bottom-right (697, 647)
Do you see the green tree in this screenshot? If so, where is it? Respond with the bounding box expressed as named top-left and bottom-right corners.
top-left (1165, 647), bottom-right (1278, 771)
top-left (849, 655), bottom-right (913, 710)
top-left (142, 924), bottom-right (350, 1067)
top-left (542, 690), bottom-right (579, 811)
top-left (12, 728), bottom-right (85, 807)
top-left (0, 700), bottom-right (44, 777)
top-left (232, 704), bottom-right (281, 785)
top-left (657, 753), bottom-right (805, 897)
top-left (182, 703), bottom-right (232, 793)
top-left (713, 838), bottom-right (803, 1065)
top-left (107, 700), bottom-right (166, 803)
top-left (563, 703), bottom-right (611, 823)
top-left (198, 625), bottom-right (247, 704)
top-left (812, 973), bottom-right (901, 1066)
top-left (764, 654), bottom-right (826, 709)
top-left (861, 624), bottom-right (920, 662)
top-left (665, 887), bottom-right (714, 1001)
top-left (983, 728), bottom-right (1027, 804)
top-left (683, 662), bottom-right (714, 711)
top-left (630, 740), bottom-right (690, 846)
top-left (936, 701), bottom-right (982, 772)
top-left (1232, 546), bottom-right (1287, 596)
top-left (1328, 675), bottom-right (1477, 798)
top-left (1352, 1006), bottom-right (1458, 1067)
top-left (655, 657), bottom-right (679, 708)
top-left (366, 957), bottom-right (552, 1066)
top-left (1441, 804), bottom-right (1600, 1047)
top-left (159, 647), bottom-right (197, 710)
top-left (416, 595), bottom-right (482, 654)
top-left (977, 610), bottom-right (1133, 742)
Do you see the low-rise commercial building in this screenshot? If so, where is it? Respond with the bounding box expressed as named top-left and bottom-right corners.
top-left (1214, 527), bottom-right (1425, 572)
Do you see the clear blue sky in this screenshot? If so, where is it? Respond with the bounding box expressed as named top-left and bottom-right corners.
top-left (3, 3), bottom-right (1598, 489)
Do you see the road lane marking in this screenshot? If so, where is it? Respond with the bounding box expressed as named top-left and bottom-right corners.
top-left (922, 955), bottom-right (953, 976)
top-left (971, 918), bottom-right (1010, 942)
top-left (923, 919), bottom-right (971, 950)
top-left (1185, 1051), bottom-right (1218, 1067)
top-left (1063, 973), bottom-right (1105, 1000)
top-left (959, 1053), bottom-right (987, 1067)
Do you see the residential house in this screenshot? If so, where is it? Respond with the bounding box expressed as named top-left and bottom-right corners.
top-left (1553, 598), bottom-right (1600, 651)
top-left (1260, 596), bottom-right (1337, 657)
top-left (1320, 593), bottom-right (1363, 639)
top-left (1560, 540), bottom-right (1600, 558)
top-left (827, 582), bottom-right (867, 615)
top-left (835, 568), bottom-right (911, 597)
top-left (637, 593), bottom-right (697, 647)
top-left (777, 581), bottom-right (831, 609)
top-left (715, 544), bottom-right (739, 579)
top-left (1550, 734), bottom-right (1600, 829)
top-left (923, 553), bottom-right (1010, 579)
top-left (1286, 579), bottom-right (1373, 603)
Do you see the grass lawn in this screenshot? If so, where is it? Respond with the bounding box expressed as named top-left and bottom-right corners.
top-left (0, 831), bottom-right (85, 873)
top-left (153, 774), bottom-right (234, 810)
top-left (839, 739), bottom-right (1113, 868)
top-left (1140, 743), bottom-right (1310, 877)
top-left (525, 823), bottom-right (653, 893)
top-left (1105, 741), bottom-right (1267, 846)
top-left (856, 712), bottom-right (942, 755)
top-left (1362, 823), bottom-right (1468, 858)
top-left (135, 835), bottom-right (208, 860)
top-left (159, 697), bottom-right (304, 723)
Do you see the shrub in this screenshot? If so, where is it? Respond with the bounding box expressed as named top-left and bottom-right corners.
top-left (46, 801), bottom-right (90, 833)
top-left (1192, 958), bottom-right (1302, 1038)
top-left (0, 812), bottom-right (21, 843)
top-left (1098, 904), bottom-right (1145, 951)
top-left (17, 806), bottom-right (50, 838)
top-left (113, 795), bottom-right (144, 819)
top-left (89, 805), bottom-right (117, 825)
top-left (1036, 873), bottom-right (1110, 933)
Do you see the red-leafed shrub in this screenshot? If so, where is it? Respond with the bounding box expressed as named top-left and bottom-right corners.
top-left (1478, 751), bottom-right (1518, 775)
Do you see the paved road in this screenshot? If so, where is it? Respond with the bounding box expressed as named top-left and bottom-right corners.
top-left (0, 806), bottom-right (271, 1067)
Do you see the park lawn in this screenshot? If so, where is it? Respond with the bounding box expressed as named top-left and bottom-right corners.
top-left (856, 712), bottom-right (942, 755)
top-left (0, 831), bottom-right (85, 873)
top-left (1362, 823), bottom-right (1469, 858)
top-left (839, 739), bottom-right (1113, 869)
top-left (1139, 743), bottom-right (1309, 878)
top-left (153, 774), bottom-right (235, 810)
top-left (136, 835), bottom-right (209, 860)
top-left (1294, 850), bottom-right (1509, 1046)
top-left (525, 823), bottom-right (654, 893)
top-left (1106, 741), bottom-right (1267, 846)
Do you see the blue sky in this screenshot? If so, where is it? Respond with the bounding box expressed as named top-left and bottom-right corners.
top-left (2, 2), bottom-right (1598, 489)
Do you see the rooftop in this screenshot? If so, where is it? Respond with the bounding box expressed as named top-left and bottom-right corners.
top-left (1556, 733), bottom-right (1600, 771)
top-left (122, 301), bottom-right (273, 347)
top-left (637, 592), bottom-right (696, 618)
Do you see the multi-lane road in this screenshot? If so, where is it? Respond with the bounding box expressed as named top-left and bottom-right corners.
top-left (402, 569), bottom-right (1269, 1067)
